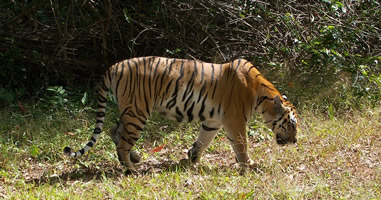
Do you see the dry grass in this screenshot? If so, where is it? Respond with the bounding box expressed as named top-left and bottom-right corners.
top-left (0, 102), bottom-right (380, 199)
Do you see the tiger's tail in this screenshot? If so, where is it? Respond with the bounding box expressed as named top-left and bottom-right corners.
top-left (64, 70), bottom-right (112, 157)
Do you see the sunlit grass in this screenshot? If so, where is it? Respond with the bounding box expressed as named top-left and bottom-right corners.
top-left (0, 98), bottom-right (380, 199)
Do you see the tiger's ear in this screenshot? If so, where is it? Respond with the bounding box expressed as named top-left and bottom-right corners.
top-left (274, 95), bottom-right (284, 113)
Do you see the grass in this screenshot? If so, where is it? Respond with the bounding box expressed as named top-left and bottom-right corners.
top-left (0, 96), bottom-right (380, 199)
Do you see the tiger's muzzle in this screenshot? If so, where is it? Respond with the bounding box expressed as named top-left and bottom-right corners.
top-left (276, 134), bottom-right (297, 145)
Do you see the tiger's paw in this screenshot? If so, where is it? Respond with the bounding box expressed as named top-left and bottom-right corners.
top-left (130, 150), bottom-right (141, 163)
top-left (179, 158), bottom-right (193, 167)
top-left (124, 168), bottom-right (140, 176)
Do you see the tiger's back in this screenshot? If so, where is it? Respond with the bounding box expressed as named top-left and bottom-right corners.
top-left (111, 57), bottom-right (253, 123)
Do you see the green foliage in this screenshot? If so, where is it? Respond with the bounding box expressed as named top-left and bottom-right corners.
top-left (1, 0), bottom-right (380, 109)
top-left (43, 86), bottom-right (68, 107)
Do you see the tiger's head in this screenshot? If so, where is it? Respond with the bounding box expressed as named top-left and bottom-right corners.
top-left (263, 95), bottom-right (298, 145)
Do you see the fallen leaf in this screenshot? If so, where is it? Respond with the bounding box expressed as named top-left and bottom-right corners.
top-left (149, 145), bottom-right (165, 154)
top-left (65, 132), bottom-right (75, 136)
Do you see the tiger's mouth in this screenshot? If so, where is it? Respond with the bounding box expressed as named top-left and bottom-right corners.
top-left (276, 134), bottom-right (297, 145)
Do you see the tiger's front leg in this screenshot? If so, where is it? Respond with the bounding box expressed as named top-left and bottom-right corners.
top-left (222, 119), bottom-right (255, 169)
top-left (188, 120), bottom-right (222, 163)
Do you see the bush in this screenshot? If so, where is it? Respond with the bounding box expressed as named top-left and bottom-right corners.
top-left (0, 0), bottom-right (380, 107)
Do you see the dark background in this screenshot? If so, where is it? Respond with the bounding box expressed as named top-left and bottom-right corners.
top-left (1, 0), bottom-right (380, 107)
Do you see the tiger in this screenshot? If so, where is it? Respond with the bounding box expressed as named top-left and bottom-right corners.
top-left (64, 56), bottom-right (298, 174)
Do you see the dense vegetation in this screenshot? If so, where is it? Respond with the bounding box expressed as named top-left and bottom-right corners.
top-left (1, 0), bottom-right (380, 107)
top-left (0, 0), bottom-right (380, 199)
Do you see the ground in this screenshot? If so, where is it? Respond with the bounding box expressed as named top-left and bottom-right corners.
top-left (0, 100), bottom-right (380, 199)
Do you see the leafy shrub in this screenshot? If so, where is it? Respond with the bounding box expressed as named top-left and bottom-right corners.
top-left (0, 0), bottom-right (380, 108)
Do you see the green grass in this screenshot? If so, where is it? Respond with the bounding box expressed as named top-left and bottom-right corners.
top-left (0, 98), bottom-right (380, 199)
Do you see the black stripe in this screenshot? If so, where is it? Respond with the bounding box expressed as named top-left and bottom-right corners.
top-left (98, 95), bottom-right (107, 103)
top-left (93, 128), bottom-right (101, 134)
top-left (115, 61), bottom-right (124, 101)
top-left (247, 66), bottom-right (256, 74)
top-left (125, 110), bottom-right (146, 126)
top-left (234, 59), bottom-right (242, 74)
top-left (114, 62), bottom-right (119, 77)
top-left (152, 58), bottom-right (161, 99)
top-left (123, 129), bottom-right (140, 141)
top-left (193, 60), bottom-right (198, 76)
top-left (156, 71), bottom-right (165, 100)
top-left (202, 124), bottom-right (219, 131)
top-left (96, 120), bottom-right (104, 124)
top-left (130, 135), bottom-right (140, 141)
top-left (209, 108), bottom-right (215, 118)
top-left (242, 60), bottom-right (250, 68)
top-left (121, 135), bottom-right (134, 146)
top-left (159, 59), bottom-right (170, 92)
top-left (144, 94), bottom-right (151, 115)
top-left (200, 63), bottom-right (204, 84)
top-left (226, 136), bottom-right (234, 143)
top-left (148, 57), bottom-right (154, 99)
top-left (122, 60), bottom-right (132, 96)
top-left (97, 104), bottom-right (106, 109)
top-left (97, 111), bottom-right (105, 117)
top-left (126, 61), bottom-right (134, 97)
top-left (152, 58), bottom-right (161, 81)
top-left (183, 90), bottom-right (194, 111)
top-left (101, 80), bottom-right (109, 92)
top-left (226, 64), bottom-right (231, 79)
top-left (197, 83), bottom-right (207, 103)
top-left (211, 80), bottom-right (218, 99)
top-left (166, 96), bottom-right (176, 110)
top-left (134, 100), bottom-right (148, 120)
top-left (141, 58), bottom-right (147, 102)
top-left (166, 61), bottom-right (185, 110)
top-left (261, 83), bottom-right (276, 91)
top-left (271, 115), bottom-right (284, 130)
top-left (255, 96), bottom-right (273, 111)
top-left (125, 129), bottom-right (135, 136)
top-left (120, 106), bottom-right (131, 119)
top-left (90, 137), bottom-right (96, 143)
top-left (175, 107), bottom-right (184, 122)
top-left (167, 58), bottom-right (176, 75)
top-left (163, 79), bottom-right (173, 98)
top-left (79, 149), bottom-right (85, 155)
top-left (86, 142), bottom-right (94, 147)
top-left (226, 79), bottom-right (236, 109)
top-left (133, 59), bottom-right (140, 99)
top-left (126, 122), bottom-right (143, 131)
top-left (182, 73), bottom-right (195, 101)
top-left (187, 101), bottom-right (195, 122)
top-left (198, 94), bottom-right (208, 121)
top-left (255, 74), bottom-right (263, 79)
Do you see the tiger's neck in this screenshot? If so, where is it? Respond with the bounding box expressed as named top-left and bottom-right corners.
top-left (248, 72), bottom-right (282, 125)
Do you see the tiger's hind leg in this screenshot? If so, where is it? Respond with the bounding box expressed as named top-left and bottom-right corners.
top-left (187, 120), bottom-right (222, 163)
top-left (108, 121), bottom-right (141, 163)
top-left (117, 109), bottom-right (148, 174)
